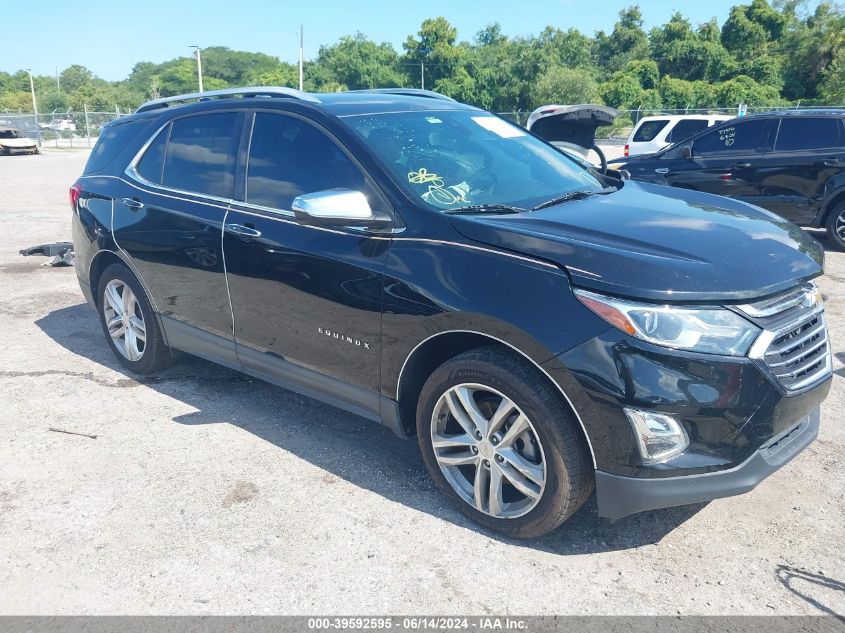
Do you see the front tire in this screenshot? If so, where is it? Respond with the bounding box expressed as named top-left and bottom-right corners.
top-left (417, 346), bottom-right (593, 538)
top-left (97, 263), bottom-right (172, 374)
top-left (825, 204), bottom-right (845, 251)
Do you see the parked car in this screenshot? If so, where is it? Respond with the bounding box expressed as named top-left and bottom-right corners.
top-left (0, 127), bottom-right (38, 155)
top-left (526, 104), bottom-right (618, 170)
top-left (624, 114), bottom-right (733, 157)
top-left (611, 110), bottom-right (845, 250)
top-left (40, 118), bottom-right (77, 132)
top-left (72, 87), bottom-right (830, 538)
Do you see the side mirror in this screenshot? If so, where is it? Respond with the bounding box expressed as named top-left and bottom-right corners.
top-left (680, 145), bottom-right (692, 159)
top-left (291, 189), bottom-right (389, 228)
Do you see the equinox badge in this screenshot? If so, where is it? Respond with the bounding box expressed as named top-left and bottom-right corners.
top-left (318, 327), bottom-right (371, 350)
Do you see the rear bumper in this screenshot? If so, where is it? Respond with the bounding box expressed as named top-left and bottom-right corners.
top-left (595, 406), bottom-right (820, 519)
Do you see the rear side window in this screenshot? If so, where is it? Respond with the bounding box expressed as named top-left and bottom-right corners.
top-left (135, 124), bottom-right (169, 185)
top-left (775, 117), bottom-right (843, 151)
top-left (693, 119), bottom-right (773, 155)
top-left (632, 120), bottom-right (669, 142)
top-left (246, 112), bottom-right (368, 211)
top-left (83, 120), bottom-right (144, 174)
top-left (667, 119), bottom-right (708, 143)
top-left (161, 112), bottom-right (240, 198)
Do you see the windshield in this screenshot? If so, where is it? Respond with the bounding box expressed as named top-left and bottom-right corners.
top-left (0, 129), bottom-right (24, 139)
top-left (345, 110), bottom-right (604, 211)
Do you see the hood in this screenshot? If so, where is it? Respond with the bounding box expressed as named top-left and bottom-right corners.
top-left (450, 181), bottom-right (824, 302)
top-left (0, 137), bottom-right (36, 148)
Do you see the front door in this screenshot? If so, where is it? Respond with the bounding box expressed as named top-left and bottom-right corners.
top-left (661, 117), bottom-right (776, 206)
top-left (223, 111), bottom-right (391, 419)
top-left (114, 111), bottom-right (244, 353)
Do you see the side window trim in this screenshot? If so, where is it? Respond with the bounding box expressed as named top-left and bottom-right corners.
top-left (124, 110), bottom-right (245, 205)
top-left (241, 108), bottom-right (395, 223)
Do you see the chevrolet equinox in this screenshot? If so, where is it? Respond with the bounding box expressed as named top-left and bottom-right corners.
top-left (71, 87), bottom-right (831, 538)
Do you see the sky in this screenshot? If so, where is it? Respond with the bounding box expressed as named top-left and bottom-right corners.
top-left (4, 0), bottom-right (748, 81)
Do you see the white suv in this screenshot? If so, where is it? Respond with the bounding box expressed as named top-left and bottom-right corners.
top-left (624, 114), bottom-right (732, 157)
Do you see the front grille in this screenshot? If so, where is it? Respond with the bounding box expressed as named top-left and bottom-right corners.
top-left (762, 311), bottom-right (830, 392)
top-left (738, 282), bottom-right (832, 393)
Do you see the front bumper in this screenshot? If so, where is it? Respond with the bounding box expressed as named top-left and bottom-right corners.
top-left (595, 406), bottom-right (820, 519)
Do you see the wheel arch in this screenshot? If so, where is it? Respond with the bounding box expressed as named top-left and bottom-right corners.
top-left (395, 329), bottom-right (597, 468)
top-left (821, 187), bottom-right (845, 226)
top-left (88, 248), bottom-right (160, 313)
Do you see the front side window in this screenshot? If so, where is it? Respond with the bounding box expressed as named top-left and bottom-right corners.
top-left (693, 119), bottom-right (773, 155)
top-left (161, 112), bottom-right (240, 198)
top-left (345, 110), bottom-right (603, 211)
top-left (775, 117), bottom-right (843, 151)
top-left (246, 112), bottom-right (369, 211)
top-left (667, 119), bottom-right (708, 143)
top-left (633, 120), bottom-right (669, 142)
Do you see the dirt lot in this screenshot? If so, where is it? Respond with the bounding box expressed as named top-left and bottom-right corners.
top-left (0, 149), bottom-right (843, 616)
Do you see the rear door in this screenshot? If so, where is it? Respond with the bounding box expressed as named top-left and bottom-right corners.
top-left (661, 117), bottom-right (776, 204)
top-left (754, 116), bottom-right (845, 225)
top-left (223, 111), bottom-right (392, 419)
top-left (115, 111), bottom-right (243, 358)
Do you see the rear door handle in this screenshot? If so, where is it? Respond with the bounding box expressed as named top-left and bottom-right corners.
top-left (819, 158), bottom-right (845, 168)
top-left (654, 168), bottom-right (669, 175)
top-left (733, 161), bottom-right (751, 169)
top-left (225, 223), bottom-right (262, 240)
top-left (119, 197), bottom-right (144, 210)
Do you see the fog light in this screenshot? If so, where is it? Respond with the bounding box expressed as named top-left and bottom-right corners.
top-left (624, 408), bottom-right (690, 464)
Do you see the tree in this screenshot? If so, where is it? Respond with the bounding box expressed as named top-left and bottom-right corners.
top-left (59, 65), bottom-right (94, 92)
top-left (531, 67), bottom-right (600, 105)
top-left (317, 33), bottom-right (405, 90)
top-left (594, 6), bottom-right (650, 74)
top-left (403, 17), bottom-right (465, 88)
top-left (819, 48), bottom-right (845, 103)
top-left (715, 74), bottom-right (782, 105)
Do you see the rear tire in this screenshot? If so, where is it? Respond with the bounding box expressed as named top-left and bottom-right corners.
top-left (416, 346), bottom-right (593, 538)
top-left (96, 263), bottom-right (172, 374)
top-left (825, 204), bottom-right (845, 251)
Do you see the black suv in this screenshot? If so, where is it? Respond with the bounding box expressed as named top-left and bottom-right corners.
top-left (72, 87), bottom-right (831, 538)
top-left (612, 110), bottom-right (845, 249)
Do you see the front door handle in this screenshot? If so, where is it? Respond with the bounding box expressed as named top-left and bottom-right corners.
top-left (654, 167), bottom-right (669, 175)
top-left (733, 161), bottom-right (751, 169)
top-left (225, 223), bottom-right (262, 240)
top-left (119, 197), bottom-right (144, 210)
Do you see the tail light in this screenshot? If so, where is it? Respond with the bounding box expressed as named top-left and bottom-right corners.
top-left (69, 182), bottom-right (82, 212)
top-left (624, 144), bottom-right (629, 157)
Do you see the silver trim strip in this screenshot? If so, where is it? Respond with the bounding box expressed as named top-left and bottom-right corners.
top-left (220, 207), bottom-right (238, 345)
top-left (395, 329), bottom-right (597, 468)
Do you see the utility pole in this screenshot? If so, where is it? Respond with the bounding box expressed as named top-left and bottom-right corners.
top-left (298, 25), bottom-right (304, 91)
top-left (421, 62), bottom-right (425, 90)
top-left (190, 45), bottom-right (204, 92)
top-left (56, 66), bottom-right (60, 91)
top-left (27, 69), bottom-right (38, 115)
top-left (417, 46), bottom-right (430, 91)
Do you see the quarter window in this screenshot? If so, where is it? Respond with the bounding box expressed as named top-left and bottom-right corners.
top-left (135, 124), bottom-right (169, 185)
top-left (161, 112), bottom-right (240, 198)
top-left (633, 120), bottom-right (669, 142)
top-left (246, 112), bottom-right (368, 211)
top-left (693, 119), bottom-right (772, 155)
top-left (775, 117), bottom-right (843, 151)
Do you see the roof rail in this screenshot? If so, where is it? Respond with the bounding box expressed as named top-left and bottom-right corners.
top-left (351, 88), bottom-right (455, 102)
top-left (135, 86), bottom-right (320, 113)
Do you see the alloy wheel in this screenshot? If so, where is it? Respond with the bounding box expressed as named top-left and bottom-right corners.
top-left (430, 383), bottom-right (547, 519)
top-left (836, 209), bottom-right (845, 242)
top-left (102, 279), bottom-right (146, 362)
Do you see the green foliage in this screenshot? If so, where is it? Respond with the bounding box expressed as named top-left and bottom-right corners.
top-left (2, 0), bottom-right (842, 117)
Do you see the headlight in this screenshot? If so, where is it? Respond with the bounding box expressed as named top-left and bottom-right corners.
top-left (574, 289), bottom-right (760, 356)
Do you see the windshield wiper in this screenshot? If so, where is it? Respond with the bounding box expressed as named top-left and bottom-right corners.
top-left (531, 187), bottom-right (616, 211)
top-left (444, 204), bottom-right (526, 216)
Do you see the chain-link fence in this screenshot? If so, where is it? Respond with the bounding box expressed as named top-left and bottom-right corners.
top-left (0, 109), bottom-right (126, 149)
top-left (497, 104), bottom-right (843, 140)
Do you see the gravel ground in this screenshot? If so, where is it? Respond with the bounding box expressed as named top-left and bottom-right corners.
top-left (0, 149), bottom-right (843, 616)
